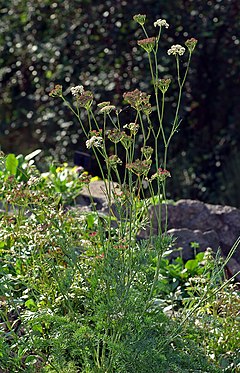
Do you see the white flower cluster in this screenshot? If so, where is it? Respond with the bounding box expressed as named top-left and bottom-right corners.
top-left (70, 85), bottom-right (84, 96)
top-left (99, 105), bottom-right (116, 114)
top-left (154, 19), bottom-right (169, 28)
top-left (167, 44), bottom-right (185, 56)
top-left (86, 136), bottom-right (103, 149)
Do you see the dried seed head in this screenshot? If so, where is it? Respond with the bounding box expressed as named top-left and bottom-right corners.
top-left (106, 155), bottom-right (122, 168)
top-left (97, 101), bottom-right (111, 108)
top-left (141, 146), bottom-right (154, 160)
top-left (126, 159), bottom-right (152, 176)
top-left (120, 133), bottom-right (134, 149)
top-left (156, 78), bottom-right (171, 93)
top-left (107, 129), bottom-right (124, 143)
top-left (123, 122), bottom-right (139, 135)
top-left (185, 38), bottom-right (198, 53)
top-left (151, 168), bottom-right (171, 182)
top-left (123, 89), bottom-right (151, 114)
top-left (137, 37), bottom-right (156, 53)
top-left (49, 84), bottom-right (63, 97)
top-left (77, 90), bottom-right (94, 110)
top-left (133, 14), bottom-right (146, 26)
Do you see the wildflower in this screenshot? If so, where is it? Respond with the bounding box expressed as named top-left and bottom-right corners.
top-left (133, 14), bottom-right (146, 26)
top-left (76, 90), bottom-right (94, 110)
top-left (98, 105), bottom-right (116, 114)
top-left (123, 122), bottom-right (139, 135)
top-left (120, 133), bottom-right (134, 149)
top-left (79, 239), bottom-right (92, 248)
top-left (89, 129), bottom-right (102, 137)
top-left (97, 101), bottom-right (111, 108)
top-left (141, 146), bottom-right (153, 160)
top-left (79, 172), bottom-right (92, 184)
top-left (123, 89), bottom-right (151, 114)
top-left (156, 78), bottom-right (171, 93)
top-left (107, 129), bottom-right (123, 143)
top-left (154, 19), bottom-right (169, 28)
top-left (151, 168), bottom-right (171, 182)
top-left (86, 136), bottom-right (103, 149)
top-left (70, 85), bottom-right (84, 97)
top-left (167, 44), bottom-right (185, 56)
top-left (185, 38), bottom-right (198, 53)
top-left (89, 231), bottom-right (97, 237)
top-left (137, 37), bottom-right (156, 53)
top-left (49, 84), bottom-right (63, 97)
top-left (126, 159), bottom-right (152, 176)
top-left (106, 155), bottom-right (122, 168)
top-left (203, 247), bottom-right (213, 261)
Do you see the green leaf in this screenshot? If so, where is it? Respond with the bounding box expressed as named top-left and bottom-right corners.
top-left (25, 299), bottom-right (37, 311)
top-left (87, 214), bottom-right (95, 229)
top-left (185, 259), bottom-right (198, 271)
top-left (5, 154), bottom-right (18, 175)
top-left (195, 252), bottom-right (204, 261)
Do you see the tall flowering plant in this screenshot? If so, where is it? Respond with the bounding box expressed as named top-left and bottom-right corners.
top-left (49, 15), bottom-right (197, 371)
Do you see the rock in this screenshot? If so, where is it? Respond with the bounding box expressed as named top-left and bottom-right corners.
top-left (149, 199), bottom-right (240, 261)
top-left (226, 258), bottom-right (240, 282)
top-left (166, 228), bottom-right (220, 261)
top-left (76, 180), bottom-right (117, 213)
top-left (76, 184), bottom-right (240, 276)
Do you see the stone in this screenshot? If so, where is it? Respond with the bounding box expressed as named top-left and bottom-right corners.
top-left (165, 228), bottom-right (220, 261)
top-left (75, 180), bottom-right (120, 217)
top-left (226, 258), bottom-right (240, 282)
top-left (76, 184), bottom-right (240, 275)
top-left (149, 199), bottom-right (240, 261)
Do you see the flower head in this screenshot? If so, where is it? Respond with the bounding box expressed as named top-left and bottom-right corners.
top-left (154, 19), bottom-right (169, 28)
top-left (151, 168), bottom-right (171, 182)
top-left (86, 136), bottom-right (103, 149)
top-left (123, 89), bottom-right (152, 114)
top-left (76, 90), bottom-right (94, 110)
top-left (137, 37), bottom-right (156, 53)
top-left (156, 78), bottom-right (171, 93)
top-left (133, 14), bottom-right (146, 26)
top-left (106, 155), bottom-right (122, 168)
top-left (167, 44), bottom-right (185, 56)
top-left (185, 38), bottom-right (198, 53)
top-left (107, 129), bottom-right (124, 143)
top-left (70, 85), bottom-right (84, 97)
top-left (120, 133), bottom-right (134, 149)
top-left (49, 84), bottom-right (63, 97)
top-left (79, 172), bottom-right (92, 184)
top-left (141, 146), bottom-right (154, 160)
top-left (126, 159), bottom-right (152, 176)
top-left (123, 122), bottom-right (139, 135)
top-left (89, 129), bottom-right (102, 137)
top-left (98, 105), bottom-right (116, 114)
top-left (97, 101), bottom-right (111, 108)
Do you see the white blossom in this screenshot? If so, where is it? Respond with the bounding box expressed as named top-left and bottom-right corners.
top-left (86, 136), bottom-right (103, 149)
top-left (167, 44), bottom-right (185, 56)
top-left (70, 85), bottom-right (84, 96)
top-left (154, 19), bottom-right (169, 28)
top-left (98, 105), bottom-right (116, 114)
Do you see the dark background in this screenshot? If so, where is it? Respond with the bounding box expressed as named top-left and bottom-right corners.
top-left (1, 0), bottom-right (240, 206)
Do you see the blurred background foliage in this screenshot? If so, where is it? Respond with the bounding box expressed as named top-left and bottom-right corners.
top-left (1, 0), bottom-right (240, 206)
